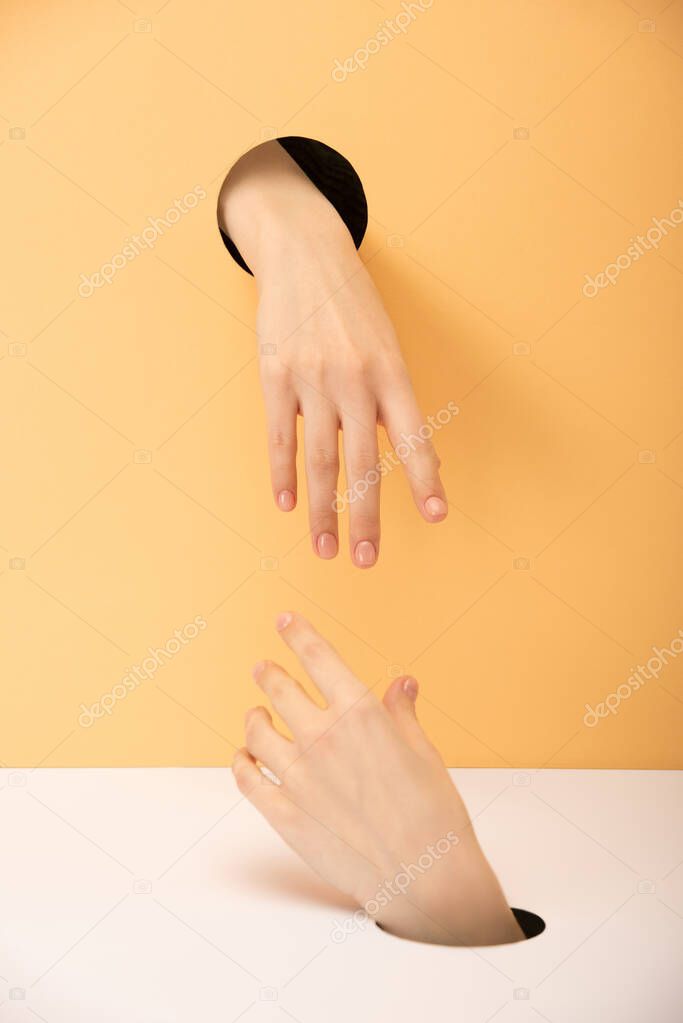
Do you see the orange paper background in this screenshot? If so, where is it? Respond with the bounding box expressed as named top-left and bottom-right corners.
top-left (1, 0), bottom-right (682, 768)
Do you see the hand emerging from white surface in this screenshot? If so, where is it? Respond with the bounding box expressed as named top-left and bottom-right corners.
top-left (233, 613), bottom-right (524, 947)
top-left (218, 142), bottom-right (448, 569)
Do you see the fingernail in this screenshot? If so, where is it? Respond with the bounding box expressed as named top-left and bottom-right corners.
top-left (277, 490), bottom-right (295, 512)
top-left (252, 660), bottom-right (267, 680)
top-left (425, 496), bottom-right (447, 520)
top-left (354, 540), bottom-right (376, 567)
top-left (402, 676), bottom-right (419, 700)
top-left (276, 612), bottom-right (293, 631)
top-left (317, 532), bottom-right (338, 559)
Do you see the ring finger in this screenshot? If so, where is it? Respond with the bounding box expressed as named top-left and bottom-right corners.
top-left (341, 407), bottom-right (381, 568)
top-left (303, 398), bottom-right (340, 560)
top-left (244, 706), bottom-right (294, 777)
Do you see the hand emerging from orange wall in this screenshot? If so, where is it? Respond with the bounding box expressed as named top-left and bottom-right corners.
top-left (233, 613), bottom-right (525, 947)
top-left (218, 141), bottom-right (448, 569)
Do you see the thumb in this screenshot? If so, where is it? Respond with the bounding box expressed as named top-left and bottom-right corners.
top-left (383, 676), bottom-right (433, 756)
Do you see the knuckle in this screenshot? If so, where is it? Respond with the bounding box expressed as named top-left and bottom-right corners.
top-left (309, 515), bottom-right (335, 537)
top-left (308, 446), bottom-right (339, 475)
top-left (244, 709), bottom-right (261, 738)
top-left (406, 446), bottom-right (440, 478)
top-left (270, 428), bottom-right (294, 452)
top-left (260, 359), bottom-right (289, 385)
top-left (350, 448), bottom-right (378, 474)
top-left (416, 439), bottom-right (441, 468)
top-left (234, 765), bottom-right (251, 795)
top-left (427, 446), bottom-right (442, 471)
top-left (300, 637), bottom-right (326, 663)
top-left (350, 505), bottom-right (379, 529)
top-left (350, 521), bottom-right (379, 545)
top-left (304, 727), bottom-right (337, 759)
top-left (267, 675), bottom-right (287, 702)
top-left (299, 347), bottom-right (325, 374)
top-left (344, 353), bottom-right (371, 380)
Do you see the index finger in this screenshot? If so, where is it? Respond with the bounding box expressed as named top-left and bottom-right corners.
top-left (379, 382), bottom-right (448, 522)
top-left (274, 612), bottom-right (367, 707)
top-left (261, 376), bottom-right (298, 512)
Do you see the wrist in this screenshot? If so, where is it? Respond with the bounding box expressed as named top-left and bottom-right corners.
top-left (373, 843), bottom-right (525, 947)
top-left (218, 141), bottom-right (358, 283)
top-left (379, 888), bottom-right (524, 947)
top-left (252, 205), bottom-right (358, 288)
